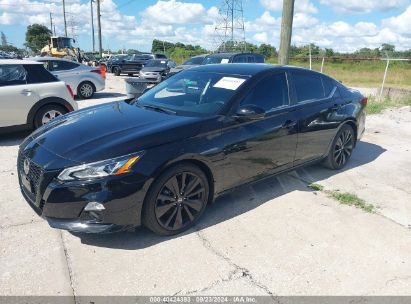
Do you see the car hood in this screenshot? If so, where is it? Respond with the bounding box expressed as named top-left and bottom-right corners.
top-left (141, 67), bottom-right (166, 73)
top-left (25, 101), bottom-right (203, 164)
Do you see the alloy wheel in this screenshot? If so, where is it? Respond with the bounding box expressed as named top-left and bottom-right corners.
top-left (80, 83), bottom-right (93, 98)
top-left (333, 129), bottom-right (354, 167)
top-left (41, 110), bottom-right (62, 125)
top-left (155, 172), bottom-right (207, 231)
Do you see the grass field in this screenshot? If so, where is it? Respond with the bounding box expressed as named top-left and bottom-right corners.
top-left (266, 58), bottom-right (411, 90)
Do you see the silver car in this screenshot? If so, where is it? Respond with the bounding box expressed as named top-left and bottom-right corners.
top-left (27, 57), bottom-right (106, 99)
top-left (139, 59), bottom-right (176, 83)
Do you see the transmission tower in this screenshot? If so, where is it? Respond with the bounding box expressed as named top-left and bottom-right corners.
top-left (214, 0), bottom-right (246, 52)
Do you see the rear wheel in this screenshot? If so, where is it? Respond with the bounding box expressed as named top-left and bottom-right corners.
top-left (34, 104), bottom-right (67, 129)
top-left (77, 81), bottom-right (95, 99)
top-left (143, 164), bottom-right (209, 236)
top-left (323, 124), bottom-right (355, 170)
top-left (113, 67), bottom-right (121, 76)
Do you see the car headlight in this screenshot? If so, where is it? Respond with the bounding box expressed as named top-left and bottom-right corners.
top-left (57, 152), bottom-right (143, 181)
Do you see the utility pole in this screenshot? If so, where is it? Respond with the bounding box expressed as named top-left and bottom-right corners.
top-left (96, 0), bottom-right (103, 58)
top-left (278, 0), bottom-right (295, 65)
top-left (62, 0), bottom-right (68, 37)
top-left (49, 12), bottom-right (54, 35)
top-left (91, 0), bottom-right (95, 53)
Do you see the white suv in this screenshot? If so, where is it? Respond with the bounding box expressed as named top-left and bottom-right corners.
top-left (0, 60), bottom-right (78, 133)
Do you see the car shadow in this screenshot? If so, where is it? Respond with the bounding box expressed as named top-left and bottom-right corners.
top-left (0, 131), bottom-right (30, 146)
top-left (75, 140), bottom-right (386, 250)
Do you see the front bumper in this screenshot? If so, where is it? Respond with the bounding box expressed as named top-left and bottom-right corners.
top-left (46, 217), bottom-right (128, 233)
top-left (18, 152), bottom-right (151, 233)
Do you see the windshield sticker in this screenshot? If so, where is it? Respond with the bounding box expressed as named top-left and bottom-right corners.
top-left (221, 58), bottom-right (230, 63)
top-left (214, 77), bottom-right (245, 90)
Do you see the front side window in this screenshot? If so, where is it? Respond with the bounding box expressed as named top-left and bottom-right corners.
top-left (291, 71), bottom-right (325, 103)
top-left (240, 73), bottom-right (289, 111)
top-left (136, 70), bottom-right (249, 116)
top-left (0, 65), bottom-right (27, 86)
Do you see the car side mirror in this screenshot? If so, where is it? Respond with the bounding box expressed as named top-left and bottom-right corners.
top-left (234, 105), bottom-right (265, 121)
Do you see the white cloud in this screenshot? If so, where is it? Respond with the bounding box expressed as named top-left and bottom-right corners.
top-left (382, 5), bottom-right (411, 36)
top-left (260, 0), bottom-right (318, 14)
top-left (320, 0), bottom-right (407, 14)
top-left (143, 0), bottom-right (206, 24)
top-left (253, 32), bottom-right (268, 43)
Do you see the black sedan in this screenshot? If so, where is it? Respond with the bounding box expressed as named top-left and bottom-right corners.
top-left (17, 64), bottom-right (366, 235)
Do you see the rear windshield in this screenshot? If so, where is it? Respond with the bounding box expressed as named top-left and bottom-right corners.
top-left (183, 57), bottom-right (205, 65)
top-left (203, 56), bottom-right (231, 65)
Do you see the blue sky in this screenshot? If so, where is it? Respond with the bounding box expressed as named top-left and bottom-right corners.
top-left (0, 0), bottom-right (410, 52)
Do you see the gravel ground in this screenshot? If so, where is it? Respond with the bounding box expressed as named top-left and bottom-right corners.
top-left (1, 74), bottom-right (411, 299)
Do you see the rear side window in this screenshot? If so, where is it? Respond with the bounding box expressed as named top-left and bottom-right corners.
top-left (24, 64), bottom-right (58, 84)
top-left (255, 55), bottom-right (265, 63)
top-left (232, 55), bottom-right (247, 63)
top-left (0, 64), bottom-right (27, 86)
top-left (240, 72), bottom-right (289, 111)
top-left (321, 76), bottom-right (336, 97)
top-left (50, 60), bottom-right (79, 71)
top-left (291, 71), bottom-right (325, 103)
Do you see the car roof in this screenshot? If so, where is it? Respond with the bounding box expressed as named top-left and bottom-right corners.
top-left (189, 64), bottom-right (320, 76)
top-left (0, 59), bottom-right (41, 65)
top-left (27, 57), bottom-right (76, 62)
top-left (189, 63), bottom-right (281, 76)
top-left (206, 52), bottom-right (262, 58)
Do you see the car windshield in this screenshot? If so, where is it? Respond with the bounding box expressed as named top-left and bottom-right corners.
top-left (144, 60), bottom-right (167, 68)
top-left (183, 57), bottom-right (205, 65)
top-left (136, 70), bottom-right (249, 116)
top-left (203, 56), bottom-right (230, 65)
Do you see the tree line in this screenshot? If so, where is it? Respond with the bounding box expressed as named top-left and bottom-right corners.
top-left (1, 24), bottom-right (410, 60)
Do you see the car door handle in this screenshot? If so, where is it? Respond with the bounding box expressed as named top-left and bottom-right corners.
top-left (20, 89), bottom-right (32, 95)
top-left (282, 120), bottom-right (297, 128)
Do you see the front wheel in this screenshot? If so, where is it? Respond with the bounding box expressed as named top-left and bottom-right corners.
top-left (323, 124), bottom-right (355, 170)
top-left (143, 164), bottom-right (210, 236)
top-left (113, 67), bottom-right (121, 76)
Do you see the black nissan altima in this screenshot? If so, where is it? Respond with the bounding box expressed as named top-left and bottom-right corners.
top-left (17, 64), bottom-right (366, 235)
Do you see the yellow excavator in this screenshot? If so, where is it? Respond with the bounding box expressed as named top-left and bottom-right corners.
top-left (40, 36), bottom-right (82, 62)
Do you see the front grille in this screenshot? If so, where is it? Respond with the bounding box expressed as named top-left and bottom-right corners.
top-left (18, 151), bottom-right (44, 200)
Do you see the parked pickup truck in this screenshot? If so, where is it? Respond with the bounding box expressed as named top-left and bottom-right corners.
top-left (111, 53), bottom-right (167, 76)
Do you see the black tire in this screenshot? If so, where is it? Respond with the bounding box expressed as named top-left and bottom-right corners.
top-left (143, 163), bottom-right (210, 236)
top-left (34, 104), bottom-right (67, 129)
top-left (323, 124), bottom-right (355, 170)
top-left (77, 81), bottom-right (95, 99)
top-left (113, 67), bottom-right (121, 76)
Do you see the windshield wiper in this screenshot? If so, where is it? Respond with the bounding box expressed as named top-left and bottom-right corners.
top-left (140, 104), bottom-right (177, 115)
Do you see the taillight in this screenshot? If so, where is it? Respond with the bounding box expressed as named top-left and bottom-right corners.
top-left (66, 84), bottom-right (74, 99)
top-left (91, 66), bottom-right (106, 79)
top-left (361, 97), bottom-right (368, 105)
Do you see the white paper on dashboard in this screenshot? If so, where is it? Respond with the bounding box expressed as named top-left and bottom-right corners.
top-left (221, 59), bottom-right (229, 63)
top-left (214, 77), bottom-right (246, 90)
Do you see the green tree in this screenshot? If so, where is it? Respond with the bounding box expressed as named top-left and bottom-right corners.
top-left (325, 48), bottom-right (334, 57)
top-left (381, 43), bottom-right (395, 54)
top-left (258, 43), bottom-right (277, 58)
top-left (1, 32), bottom-right (7, 47)
top-left (25, 24), bottom-right (51, 53)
